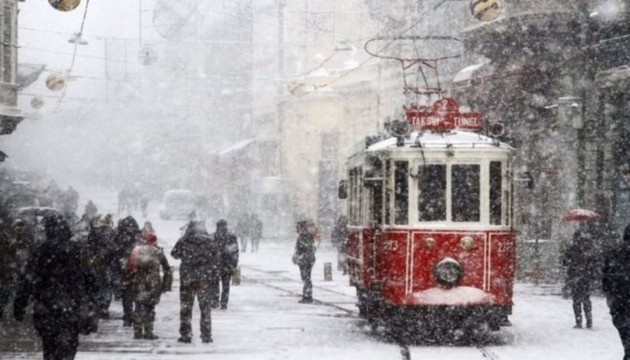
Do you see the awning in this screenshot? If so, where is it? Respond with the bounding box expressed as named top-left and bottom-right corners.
top-left (17, 63), bottom-right (46, 90)
top-left (216, 138), bottom-right (255, 156)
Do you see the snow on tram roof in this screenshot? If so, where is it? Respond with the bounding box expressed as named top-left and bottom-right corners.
top-left (366, 131), bottom-right (514, 152)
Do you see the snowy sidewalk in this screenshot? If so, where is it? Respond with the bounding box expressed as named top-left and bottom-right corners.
top-left (1, 243), bottom-right (626, 360)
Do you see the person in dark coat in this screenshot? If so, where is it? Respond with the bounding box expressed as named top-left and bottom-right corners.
top-left (603, 224), bottom-right (630, 360)
top-left (211, 220), bottom-right (239, 309)
top-left (250, 214), bottom-right (262, 253)
top-left (562, 223), bottom-right (597, 329)
top-left (331, 215), bottom-right (348, 275)
top-left (13, 213), bottom-right (98, 360)
top-left (171, 220), bottom-right (219, 343)
top-left (127, 232), bottom-right (172, 340)
top-left (235, 213), bottom-right (249, 253)
top-left (84, 200), bottom-right (98, 221)
top-left (292, 220), bottom-right (317, 304)
top-left (86, 214), bottom-right (116, 318)
top-left (112, 215), bottom-right (142, 326)
top-left (0, 220), bottom-right (17, 319)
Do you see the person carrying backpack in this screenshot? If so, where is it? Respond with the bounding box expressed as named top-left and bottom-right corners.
top-left (127, 232), bottom-right (172, 340)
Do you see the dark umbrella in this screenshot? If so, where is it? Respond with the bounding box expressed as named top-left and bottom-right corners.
top-left (562, 208), bottom-right (602, 222)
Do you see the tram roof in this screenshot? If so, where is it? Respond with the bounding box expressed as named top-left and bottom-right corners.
top-left (365, 131), bottom-right (514, 153)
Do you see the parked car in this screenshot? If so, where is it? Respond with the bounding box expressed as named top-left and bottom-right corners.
top-left (159, 189), bottom-right (197, 220)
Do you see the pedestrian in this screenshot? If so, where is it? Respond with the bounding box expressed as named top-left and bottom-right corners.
top-left (141, 220), bottom-right (155, 236)
top-left (331, 215), bottom-right (348, 275)
top-left (13, 213), bottom-right (98, 360)
top-left (292, 220), bottom-right (317, 304)
top-left (127, 232), bottom-right (172, 340)
top-left (84, 200), bottom-right (98, 221)
top-left (603, 224), bottom-right (630, 359)
top-left (562, 223), bottom-right (597, 329)
top-left (86, 214), bottom-right (116, 319)
top-left (140, 195), bottom-right (149, 219)
top-left (211, 219), bottom-right (239, 309)
top-left (112, 215), bottom-right (142, 326)
top-left (250, 213), bottom-right (262, 253)
top-left (236, 213), bottom-right (249, 253)
top-left (171, 220), bottom-right (219, 343)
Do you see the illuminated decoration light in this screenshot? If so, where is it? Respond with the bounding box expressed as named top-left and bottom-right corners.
top-left (470, 0), bottom-right (502, 22)
top-left (48, 0), bottom-right (81, 12)
top-left (45, 74), bottom-right (65, 92)
top-left (460, 236), bottom-right (475, 251)
top-left (424, 237), bottom-right (436, 250)
top-left (489, 122), bottom-right (505, 137)
top-left (30, 96), bottom-right (45, 109)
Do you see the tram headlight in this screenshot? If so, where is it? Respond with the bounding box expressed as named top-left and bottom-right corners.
top-left (460, 236), bottom-right (475, 251)
top-left (424, 237), bottom-right (436, 250)
top-left (433, 257), bottom-right (463, 287)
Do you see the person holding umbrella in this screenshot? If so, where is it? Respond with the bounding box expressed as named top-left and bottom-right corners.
top-left (561, 209), bottom-right (600, 329)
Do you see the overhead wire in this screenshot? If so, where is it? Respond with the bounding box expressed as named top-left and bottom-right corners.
top-left (314, 0), bottom-right (451, 90)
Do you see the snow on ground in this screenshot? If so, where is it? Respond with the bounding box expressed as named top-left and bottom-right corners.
top-left (0, 191), bottom-right (625, 359)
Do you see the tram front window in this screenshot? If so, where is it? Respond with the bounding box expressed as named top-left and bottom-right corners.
top-left (417, 164), bottom-right (446, 221)
top-left (452, 164), bottom-right (480, 222)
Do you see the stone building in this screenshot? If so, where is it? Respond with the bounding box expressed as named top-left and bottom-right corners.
top-left (455, 0), bottom-right (630, 282)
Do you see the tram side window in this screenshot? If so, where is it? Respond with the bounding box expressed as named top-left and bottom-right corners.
top-left (394, 161), bottom-right (409, 225)
top-left (489, 161), bottom-right (503, 225)
top-left (452, 164), bottom-right (480, 222)
top-left (417, 164), bottom-right (446, 221)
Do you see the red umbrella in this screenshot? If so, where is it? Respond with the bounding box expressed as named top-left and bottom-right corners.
top-left (562, 208), bottom-right (602, 222)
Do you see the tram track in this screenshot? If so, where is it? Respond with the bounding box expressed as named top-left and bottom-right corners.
top-left (241, 265), bottom-right (501, 360)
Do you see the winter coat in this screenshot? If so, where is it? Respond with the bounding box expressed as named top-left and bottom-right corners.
top-left (171, 221), bottom-right (220, 285)
top-left (112, 216), bottom-right (141, 268)
top-left (562, 228), bottom-right (597, 289)
top-left (0, 223), bottom-right (17, 285)
top-left (251, 218), bottom-right (263, 239)
top-left (214, 230), bottom-right (239, 275)
top-left (293, 232), bottom-right (316, 267)
top-left (128, 243), bottom-right (171, 304)
top-left (14, 214), bottom-right (98, 334)
top-left (87, 225), bottom-right (116, 271)
top-left (603, 225), bottom-right (630, 307)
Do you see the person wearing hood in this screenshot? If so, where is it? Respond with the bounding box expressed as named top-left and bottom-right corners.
top-left (171, 220), bottom-right (219, 343)
top-left (127, 232), bottom-right (172, 340)
top-left (112, 215), bottom-right (142, 326)
top-left (13, 213), bottom-right (98, 360)
top-left (211, 220), bottom-right (239, 309)
top-left (603, 224), bottom-right (630, 360)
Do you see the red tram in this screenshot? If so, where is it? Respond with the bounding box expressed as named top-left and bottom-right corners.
top-left (342, 98), bottom-right (516, 336)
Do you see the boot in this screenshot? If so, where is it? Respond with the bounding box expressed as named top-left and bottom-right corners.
top-left (573, 303), bottom-right (582, 328)
top-left (584, 301), bottom-right (593, 329)
top-left (143, 322), bottom-right (159, 340)
top-left (133, 325), bottom-right (143, 340)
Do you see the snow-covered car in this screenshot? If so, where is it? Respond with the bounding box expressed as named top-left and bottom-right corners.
top-left (159, 189), bottom-right (197, 220)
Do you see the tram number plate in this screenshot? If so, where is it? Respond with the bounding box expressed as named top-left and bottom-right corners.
top-left (382, 240), bottom-right (399, 251)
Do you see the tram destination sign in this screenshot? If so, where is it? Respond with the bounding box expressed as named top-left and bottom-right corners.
top-left (405, 98), bottom-right (483, 133)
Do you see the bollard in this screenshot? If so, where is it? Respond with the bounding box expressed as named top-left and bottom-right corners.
top-left (232, 266), bottom-right (241, 285)
top-left (324, 262), bottom-right (333, 281)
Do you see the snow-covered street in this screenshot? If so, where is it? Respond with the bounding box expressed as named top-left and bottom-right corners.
top-left (0, 209), bottom-right (625, 360)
